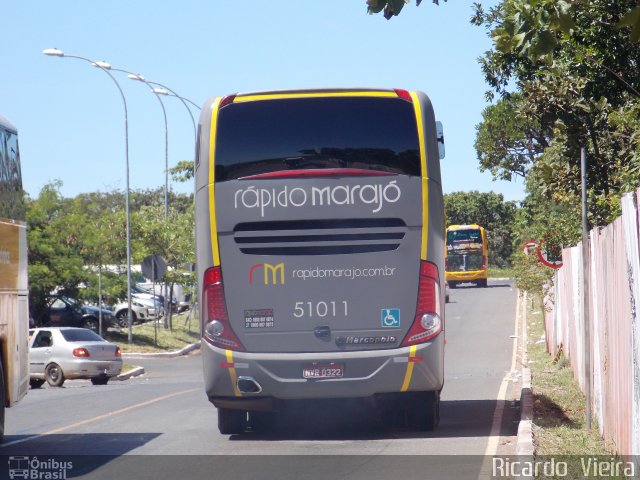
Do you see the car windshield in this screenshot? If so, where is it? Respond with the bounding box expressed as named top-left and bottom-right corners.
top-left (60, 329), bottom-right (105, 342)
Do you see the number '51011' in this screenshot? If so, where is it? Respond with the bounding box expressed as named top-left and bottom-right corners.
top-left (293, 301), bottom-right (348, 318)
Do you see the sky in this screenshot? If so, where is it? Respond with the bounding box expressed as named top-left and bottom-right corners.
top-left (3, 0), bottom-right (525, 203)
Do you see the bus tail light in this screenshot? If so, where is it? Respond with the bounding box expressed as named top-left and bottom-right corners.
top-left (202, 266), bottom-right (245, 351)
top-left (219, 94), bottom-right (237, 109)
top-left (401, 261), bottom-right (443, 347)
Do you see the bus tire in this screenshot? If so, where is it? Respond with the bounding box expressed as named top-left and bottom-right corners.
top-left (249, 411), bottom-right (276, 433)
top-left (449, 282), bottom-right (457, 289)
top-left (478, 279), bottom-right (488, 288)
top-left (0, 360), bottom-right (5, 442)
top-left (411, 391), bottom-right (439, 432)
top-left (30, 379), bottom-right (45, 389)
top-left (217, 408), bottom-right (246, 435)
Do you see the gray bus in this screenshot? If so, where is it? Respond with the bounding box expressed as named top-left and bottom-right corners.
top-left (195, 89), bottom-right (446, 434)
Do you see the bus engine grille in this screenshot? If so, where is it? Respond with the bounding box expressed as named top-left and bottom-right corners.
top-left (233, 219), bottom-right (407, 256)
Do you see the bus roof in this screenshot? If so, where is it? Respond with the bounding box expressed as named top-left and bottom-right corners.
top-left (447, 224), bottom-right (483, 230)
top-left (0, 114), bottom-right (17, 134)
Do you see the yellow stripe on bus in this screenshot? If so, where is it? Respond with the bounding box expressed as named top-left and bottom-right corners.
top-left (234, 91), bottom-right (397, 103)
top-left (226, 350), bottom-right (241, 397)
top-left (400, 345), bottom-right (418, 392)
top-left (208, 97), bottom-right (223, 266)
top-left (410, 91), bottom-right (429, 261)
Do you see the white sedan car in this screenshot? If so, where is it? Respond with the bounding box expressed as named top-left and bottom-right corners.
top-left (29, 327), bottom-right (122, 388)
top-left (112, 294), bottom-right (163, 327)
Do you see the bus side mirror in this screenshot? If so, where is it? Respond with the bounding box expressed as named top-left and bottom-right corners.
top-left (436, 121), bottom-right (445, 160)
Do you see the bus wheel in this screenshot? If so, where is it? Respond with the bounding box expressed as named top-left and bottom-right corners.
top-left (30, 379), bottom-right (45, 389)
top-left (449, 282), bottom-right (457, 289)
top-left (249, 411), bottom-right (276, 433)
top-left (478, 279), bottom-right (488, 288)
top-left (410, 392), bottom-right (439, 432)
top-left (0, 360), bottom-right (5, 442)
top-left (217, 408), bottom-right (247, 435)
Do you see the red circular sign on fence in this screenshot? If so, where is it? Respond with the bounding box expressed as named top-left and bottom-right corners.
top-left (536, 239), bottom-right (563, 269)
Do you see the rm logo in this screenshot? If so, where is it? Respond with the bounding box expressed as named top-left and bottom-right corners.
top-left (249, 263), bottom-right (285, 285)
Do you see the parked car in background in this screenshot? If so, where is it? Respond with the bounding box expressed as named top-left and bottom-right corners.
top-left (32, 295), bottom-right (116, 333)
top-left (28, 327), bottom-right (122, 387)
top-left (112, 295), bottom-right (163, 327)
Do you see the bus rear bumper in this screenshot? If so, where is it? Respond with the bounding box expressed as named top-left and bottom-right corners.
top-left (202, 338), bottom-right (444, 411)
top-left (445, 270), bottom-right (487, 283)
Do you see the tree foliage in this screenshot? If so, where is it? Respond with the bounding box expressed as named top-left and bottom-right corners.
top-left (366, 0), bottom-right (445, 20)
top-left (25, 183), bottom-right (196, 314)
top-left (474, 0), bottom-right (640, 231)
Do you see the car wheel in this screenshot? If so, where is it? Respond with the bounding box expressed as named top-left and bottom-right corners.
top-left (116, 310), bottom-right (137, 328)
top-left (217, 408), bottom-right (246, 435)
top-left (82, 317), bottom-right (99, 333)
top-left (30, 379), bottom-right (45, 389)
top-left (91, 377), bottom-right (110, 386)
top-left (45, 363), bottom-right (65, 387)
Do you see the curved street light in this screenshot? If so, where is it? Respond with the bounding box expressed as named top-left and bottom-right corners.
top-left (42, 48), bottom-right (134, 343)
top-left (147, 82), bottom-right (199, 181)
top-left (92, 63), bottom-right (170, 222)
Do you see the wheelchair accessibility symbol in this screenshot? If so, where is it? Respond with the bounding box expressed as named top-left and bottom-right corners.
top-left (381, 308), bottom-right (400, 327)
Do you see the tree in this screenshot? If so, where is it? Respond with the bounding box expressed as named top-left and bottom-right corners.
top-left (474, 0), bottom-right (640, 229)
top-left (135, 203), bottom-right (195, 327)
top-left (474, 92), bottom-right (549, 180)
top-left (366, 0), bottom-right (445, 20)
top-left (444, 191), bottom-right (518, 268)
top-left (26, 182), bottom-right (88, 316)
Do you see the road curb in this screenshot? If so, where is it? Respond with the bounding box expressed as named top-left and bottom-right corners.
top-left (517, 291), bottom-right (535, 470)
top-left (517, 367), bottom-right (534, 455)
top-left (122, 341), bottom-right (201, 359)
top-left (117, 366), bottom-right (145, 380)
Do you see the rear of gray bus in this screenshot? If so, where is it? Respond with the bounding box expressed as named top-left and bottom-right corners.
top-left (195, 89), bottom-right (445, 433)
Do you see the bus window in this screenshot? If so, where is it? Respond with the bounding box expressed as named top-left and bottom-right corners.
top-left (0, 114), bottom-right (30, 443)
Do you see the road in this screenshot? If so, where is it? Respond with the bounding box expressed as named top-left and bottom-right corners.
top-left (1, 279), bottom-right (521, 479)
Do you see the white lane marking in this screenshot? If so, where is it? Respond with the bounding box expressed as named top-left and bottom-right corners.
top-left (483, 291), bottom-right (521, 456)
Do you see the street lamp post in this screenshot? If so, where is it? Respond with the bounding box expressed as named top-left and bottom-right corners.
top-left (93, 65), bottom-right (170, 221)
top-left (126, 73), bottom-right (170, 221)
top-left (148, 82), bottom-right (199, 143)
top-left (43, 48), bottom-right (135, 343)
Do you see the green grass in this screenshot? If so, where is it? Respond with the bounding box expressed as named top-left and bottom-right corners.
top-left (527, 298), bottom-right (614, 456)
top-left (489, 266), bottom-right (514, 278)
top-left (105, 311), bottom-right (200, 353)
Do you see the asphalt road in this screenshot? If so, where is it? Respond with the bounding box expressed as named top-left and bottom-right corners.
top-left (1, 279), bottom-right (521, 479)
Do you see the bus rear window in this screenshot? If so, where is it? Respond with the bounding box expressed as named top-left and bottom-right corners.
top-left (447, 230), bottom-right (482, 244)
top-left (214, 97), bottom-right (420, 181)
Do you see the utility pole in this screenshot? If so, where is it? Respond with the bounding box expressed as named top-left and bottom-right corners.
top-left (581, 146), bottom-right (592, 431)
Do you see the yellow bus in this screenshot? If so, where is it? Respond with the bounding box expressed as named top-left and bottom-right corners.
top-left (445, 224), bottom-right (488, 288)
top-left (0, 114), bottom-right (29, 442)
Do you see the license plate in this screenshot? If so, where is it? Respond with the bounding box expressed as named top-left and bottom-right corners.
top-left (303, 363), bottom-right (344, 379)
